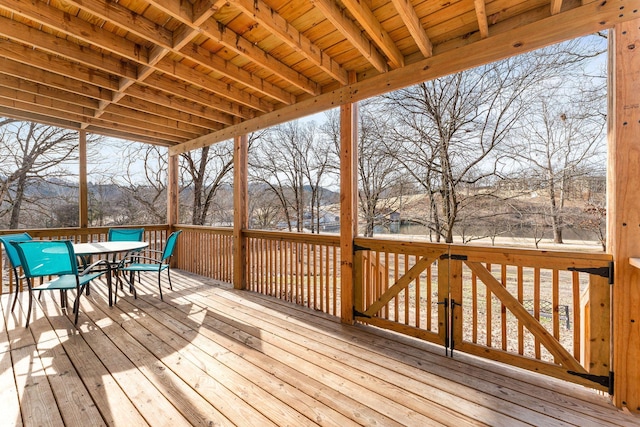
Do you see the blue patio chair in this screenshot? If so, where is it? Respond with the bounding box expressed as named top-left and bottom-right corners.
top-left (107, 227), bottom-right (145, 289)
top-left (0, 232), bottom-right (32, 314)
top-left (117, 230), bottom-right (181, 301)
top-left (11, 240), bottom-right (111, 327)
top-left (108, 228), bottom-right (145, 242)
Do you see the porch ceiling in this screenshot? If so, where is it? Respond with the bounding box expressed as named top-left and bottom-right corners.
top-left (0, 0), bottom-right (637, 151)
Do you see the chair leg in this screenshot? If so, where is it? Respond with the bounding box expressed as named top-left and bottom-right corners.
top-left (167, 267), bottom-right (173, 291)
top-left (73, 288), bottom-right (83, 325)
top-left (10, 269), bottom-right (20, 312)
top-left (157, 271), bottom-right (163, 300)
top-left (25, 288), bottom-right (33, 327)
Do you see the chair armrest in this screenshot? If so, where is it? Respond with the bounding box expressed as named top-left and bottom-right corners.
top-left (117, 255), bottom-right (163, 267)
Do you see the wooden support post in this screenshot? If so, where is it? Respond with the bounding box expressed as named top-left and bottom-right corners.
top-left (233, 134), bottom-right (249, 290)
top-left (167, 153), bottom-right (179, 227)
top-left (78, 130), bottom-right (88, 242)
top-left (609, 19), bottom-right (640, 411)
top-left (340, 71), bottom-right (358, 324)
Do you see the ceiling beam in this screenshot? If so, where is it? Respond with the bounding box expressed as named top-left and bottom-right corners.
top-left (474, 0), bottom-right (489, 39)
top-left (309, 0), bottom-right (388, 73)
top-left (170, 0), bottom-right (636, 155)
top-left (390, 0), bottom-right (433, 57)
top-left (146, 0), bottom-right (320, 96)
top-left (339, 0), bottom-right (404, 68)
top-left (229, 0), bottom-right (348, 84)
top-left (0, 37), bottom-right (236, 127)
top-left (199, 18), bottom-right (321, 95)
top-left (0, 0), bottom-right (270, 119)
top-left (551, 0), bottom-right (564, 15)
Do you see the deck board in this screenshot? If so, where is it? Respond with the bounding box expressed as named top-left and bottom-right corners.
top-left (1, 270), bottom-right (638, 427)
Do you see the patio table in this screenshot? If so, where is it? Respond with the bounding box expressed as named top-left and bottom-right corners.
top-left (73, 241), bottom-right (149, 306)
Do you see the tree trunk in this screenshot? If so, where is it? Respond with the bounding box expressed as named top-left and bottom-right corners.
top-left (9, 175), bottom-right (26, 229)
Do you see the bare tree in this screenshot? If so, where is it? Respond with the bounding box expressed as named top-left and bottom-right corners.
top-left (383, 37), bottom-right (606, 243)
top-left (512, 77), bottom-right (606, 243)
top-left (250, 121), bottom-right (329, 232)
top-left (181, 141), bottom-right (234, 226)
top-left (0, 120), bottom-right (100, 229)
top-left (111, 142), bottom-right (169, 224)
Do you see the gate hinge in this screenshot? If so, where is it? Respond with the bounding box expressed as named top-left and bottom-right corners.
top-left (353, 308), bottom-right (371, 318)
top-left (567, 370), bottom-right (613, 394)
top-left (439, 254), bottom-right (468, 261)
top-left (568, 261), bottom-right (613, 284)
top-left (353, 244), bottom-right (369, 252)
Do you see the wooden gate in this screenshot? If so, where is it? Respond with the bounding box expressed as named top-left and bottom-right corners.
top-left (353, 238), bottom-right (613, 392)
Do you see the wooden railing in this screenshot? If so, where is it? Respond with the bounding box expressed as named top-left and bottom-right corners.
top-left (353, 237), bottom-right (612, 391)
top-left (2, 225), bottom-right (612, 390)
top-left (173, 225), bottom-right (234, 283)
top-left (0, 225), bottom-right (170, 295)
top-left (244, 230), bottom-right (342, 317)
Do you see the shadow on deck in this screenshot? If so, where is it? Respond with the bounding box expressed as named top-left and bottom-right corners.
top-left (1, 270), bottom-right (637, 426)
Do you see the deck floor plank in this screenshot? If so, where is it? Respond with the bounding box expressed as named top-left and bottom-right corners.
top-left (171, 283), bottom-right (492, 426)
top-left (6, 292), bottom-right (66, 427)
top-left (125, 289), bottom-right (393, 427)
top-left (2, 270), bottom-right (639, 427)
top-left (213, 283), bottom-right (632, 427)
top-left (115, 298), bottom-right (341, 427)
top-left (0, 292), bottom-right (24, 427)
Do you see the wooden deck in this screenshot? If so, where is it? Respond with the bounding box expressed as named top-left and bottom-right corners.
top-left (1, 271), bottom-right (637, 427)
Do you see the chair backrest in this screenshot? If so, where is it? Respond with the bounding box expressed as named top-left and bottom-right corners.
top-left (0, 232), bottom-right (33, 269)
top-left (161, 230), bottom-right (182, 261)
top-left (108, 228), bottom-right (145, 242)
top-left (11, 240), bottom-right (78, 279)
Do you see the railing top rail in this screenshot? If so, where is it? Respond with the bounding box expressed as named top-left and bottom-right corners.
top-left (0, 225), bottom-right (169, 239)
top-left (175, 225), bottom-right (234, 235)
top-left (243, 229), bottom-right (341, 246)
top-left (355, 236), bottom-right (612, 269)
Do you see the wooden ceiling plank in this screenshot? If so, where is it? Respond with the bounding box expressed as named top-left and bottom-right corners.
top-left (0, 86), bottom-right (198, 139)
top-left (145, 0), bottom-right (193, 23)
top-left (63, 0), bottom-right (173, 48)
top-left (474, 0), bottom-right (490, 39)
top-left (550, 0), bottom-right (563, 15)
top-left (1, 0), bottom-right (270, 118)
top-left (390, 0), bottom-right (433, 57)
top-left (0, 58), bottom-right (110, 104)
top-left (0, 96), bottom-right (186, 143)
top-left (229, 0), bottom-right (348, 84)
top-left (0, 41), bottom-right (119, 93)
top-left (171, 0), bottom-right (638, 155)
top-left (0, 0), bottom-right (149, 63)
top-left (157, 0), bottom-right (319, 96)
top-left (0, 24), bottom-right (248, 120)
top-left (340, 0), bottom-right (405, 68)
top-left (83, 126), bottom-right (176, 146)
top-left (153, 57), bottom-right (273, 112)
top-left (118, 95), bottom-right (224, 131)
top-left (0, 72), bottom-right (99, 110)
top-left (199, 18), bottom-right (321, 95)
top-left (180, 42), bottom-right (295, 104)
top-left (0, 106), bottom-right (81, 130)
top-left (0, 16), bottom-right (138, 81)
top-left (125, 83), bottom-right (235, 125)
top-left (309, 0), bottom-right (388, 73)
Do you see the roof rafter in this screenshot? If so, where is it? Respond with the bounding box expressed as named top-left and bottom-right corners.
top-left (390, 0), bottom-right (432, 57)
top-left (146, 0), bottom-right (320, 96)
top-left (309, 0), bottom-right (388, 73)
top-left (339, 0), bottom-right (404, 69)
top-left (474, 0), bottom-right (489, 39)
top-left (229, 0), bottom-right (349, 84)
top-left (0, 0), bottom-right (269, 121)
